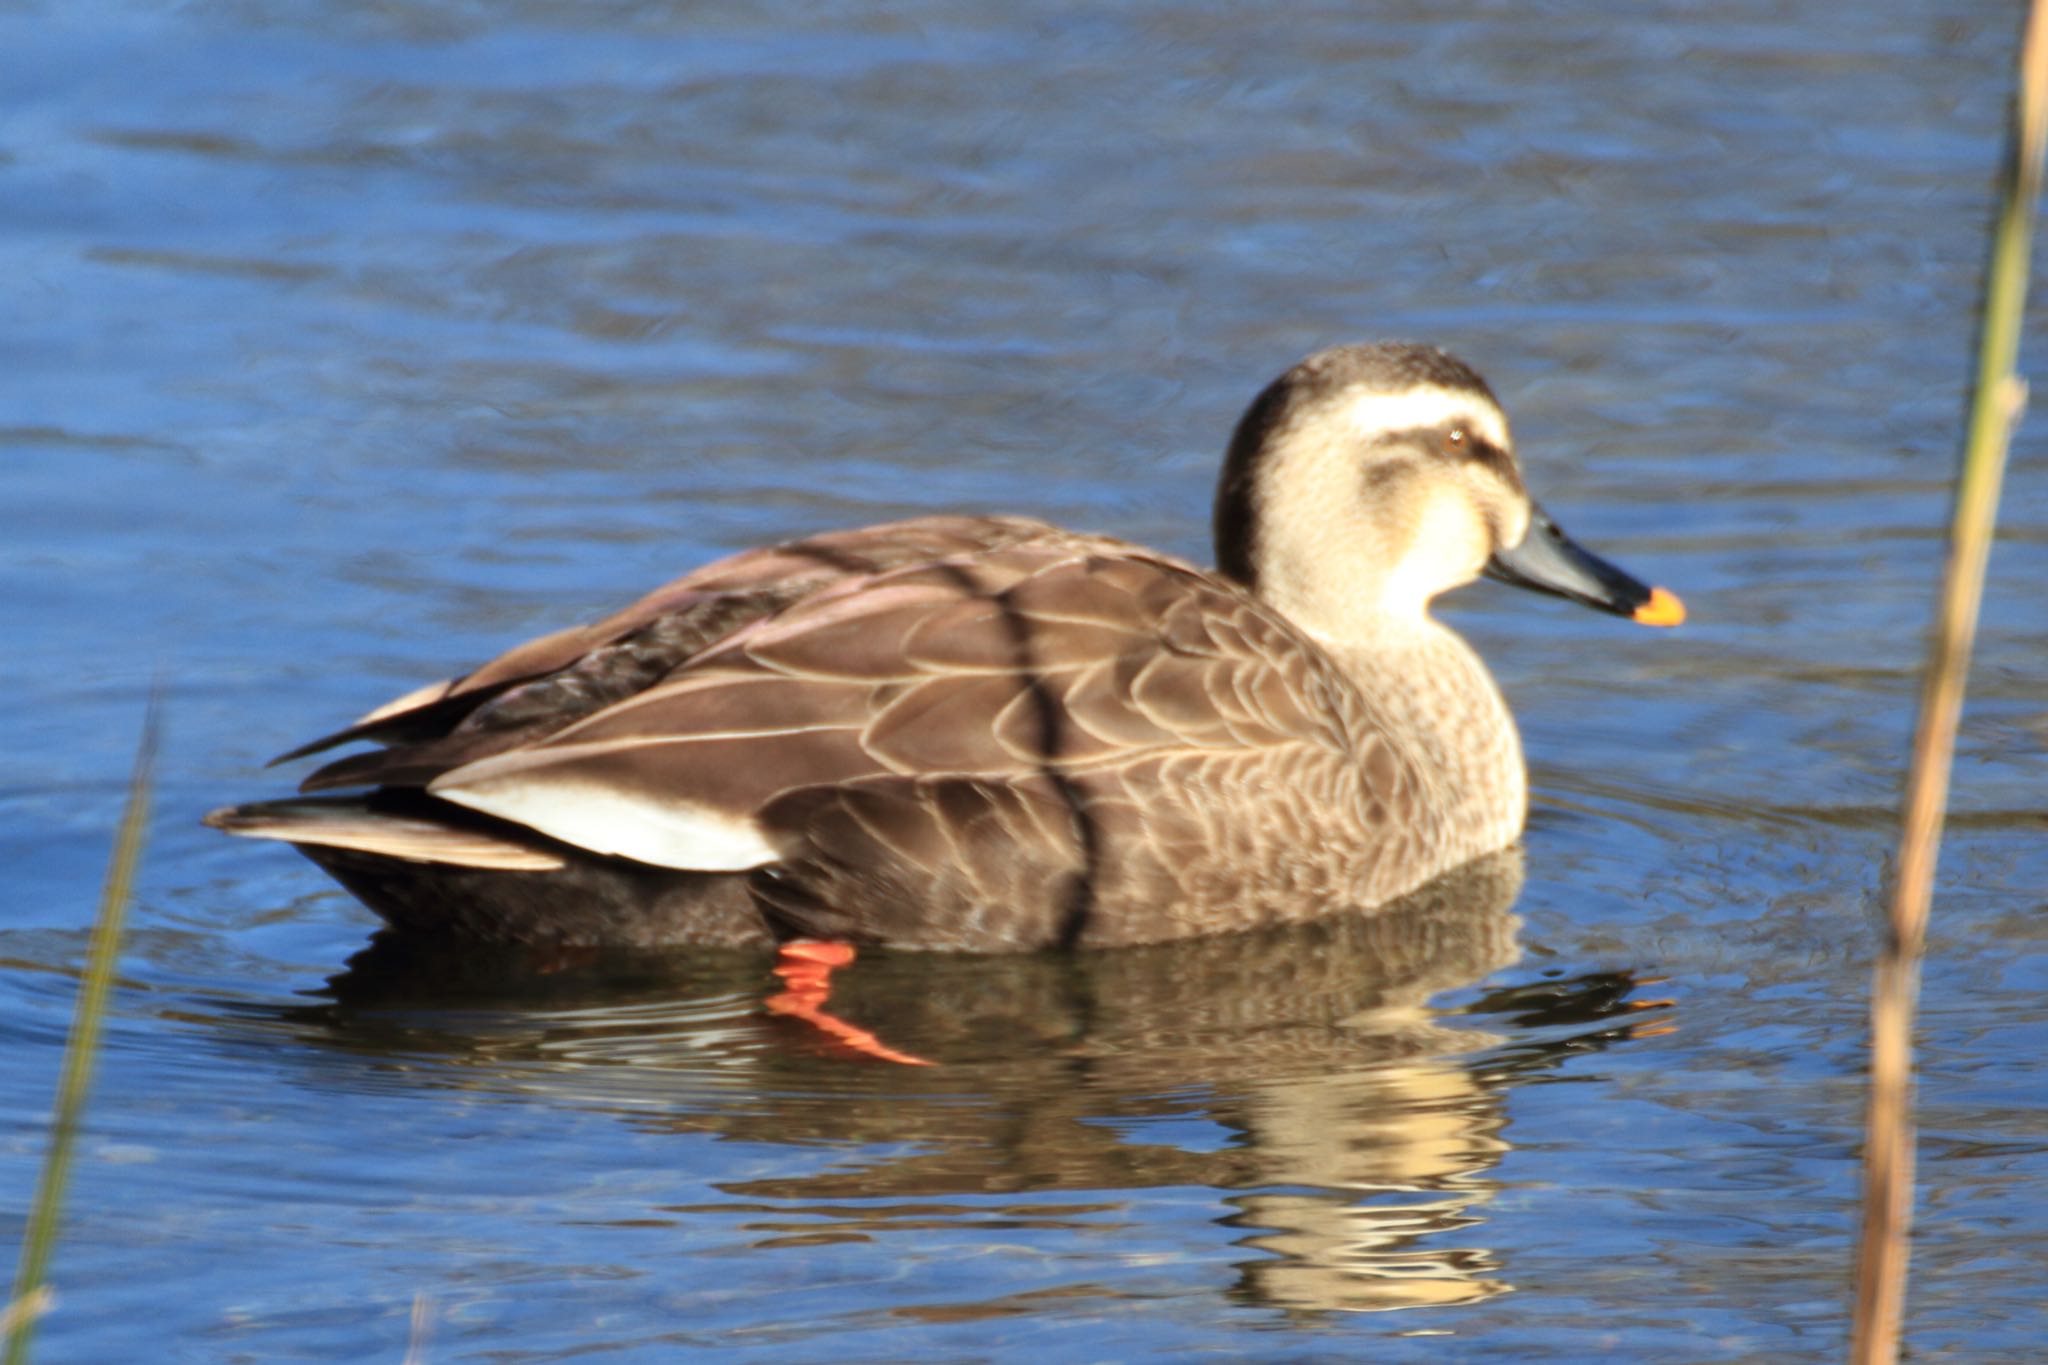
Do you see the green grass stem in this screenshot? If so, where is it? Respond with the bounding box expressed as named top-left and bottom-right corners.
top-left (4, 701), bottom-right (158, 1365)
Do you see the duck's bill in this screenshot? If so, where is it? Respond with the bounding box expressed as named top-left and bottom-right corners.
top-left (1484, 505), bottom-right (1685, 627)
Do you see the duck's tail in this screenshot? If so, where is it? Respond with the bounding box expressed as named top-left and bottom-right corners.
top-left (203, 795), bottom-right (566, 871)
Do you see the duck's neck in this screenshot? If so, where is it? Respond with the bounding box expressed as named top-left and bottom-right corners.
top-left (1324, 616), bottom-right (1527, 849)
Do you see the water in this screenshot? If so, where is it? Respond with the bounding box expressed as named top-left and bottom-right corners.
top-left (5, 0), bottom-right (2045, 1358)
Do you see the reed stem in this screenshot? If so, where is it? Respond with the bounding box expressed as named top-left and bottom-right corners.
top-left (1847, 8), bottom-right (2048, 1361)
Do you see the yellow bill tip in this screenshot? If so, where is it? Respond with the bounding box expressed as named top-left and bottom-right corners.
top-left (1633, 586), bottom-right (1686, 627)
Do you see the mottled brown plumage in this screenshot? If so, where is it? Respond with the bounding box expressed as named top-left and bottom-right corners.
top-left (208, 343), bottom-right (1680, 950)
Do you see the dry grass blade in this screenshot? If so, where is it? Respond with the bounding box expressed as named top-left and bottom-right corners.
top-left (4, 700), bottom-right (158, 1365)
top-left (1848, 6), bottom-right (2048, 1363)
top-left (0, 1294), bottom-right (51, 1342)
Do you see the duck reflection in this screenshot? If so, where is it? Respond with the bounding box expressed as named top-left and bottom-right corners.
top-left (271, 848), bottom-right (1665, 1315)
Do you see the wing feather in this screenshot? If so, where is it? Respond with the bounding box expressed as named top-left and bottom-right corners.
top-left (279, 520), bottom-right (1370, 881)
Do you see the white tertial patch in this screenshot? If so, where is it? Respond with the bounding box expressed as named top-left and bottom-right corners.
top-left (1343, 385), bottom-right (1510, 450)
top-left (429, 766), bottom-right (782, 871)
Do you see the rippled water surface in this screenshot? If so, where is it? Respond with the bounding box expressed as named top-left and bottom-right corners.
top-left (6, 1), bottom-right (2047, 1359)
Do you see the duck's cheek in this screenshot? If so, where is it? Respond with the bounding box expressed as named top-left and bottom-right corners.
top-left (1394, 487), bottom-right (1495, 599)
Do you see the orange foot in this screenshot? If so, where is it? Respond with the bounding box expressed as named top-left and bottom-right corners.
top-left (764, 939), bottom-right (933, 1066)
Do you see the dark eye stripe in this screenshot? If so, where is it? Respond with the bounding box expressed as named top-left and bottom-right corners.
top-left (1461, 435), bottom-right (1512, 470)
top-left (1374, 423), bottom-right (1511, 467)
top-left (1462, 437), bottom-right (1525, 494)
top-left (1366, 423), bottom-right (1528, 500)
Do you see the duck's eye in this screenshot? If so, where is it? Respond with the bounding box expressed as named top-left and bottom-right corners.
top-left (1442, 426), bottom-right (1469, 454)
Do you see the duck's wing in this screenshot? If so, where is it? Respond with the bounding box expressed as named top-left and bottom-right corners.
top-left (373, 536), bottom-right (1359, 877)
top-left (282, 515), bottom-right (1061, 769)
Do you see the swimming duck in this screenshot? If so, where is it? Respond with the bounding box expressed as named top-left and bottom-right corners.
top-left (208, 342), bottom-right (1683, 952)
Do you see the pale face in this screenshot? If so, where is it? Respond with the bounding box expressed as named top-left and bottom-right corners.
top-left (1250, 382), bottom-right (1532, 641)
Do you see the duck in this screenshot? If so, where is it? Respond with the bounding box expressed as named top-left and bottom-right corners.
top-left (207, 342), bottom-right (1683, 953)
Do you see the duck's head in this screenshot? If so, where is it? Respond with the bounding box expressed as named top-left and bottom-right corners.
top-left (1212, 342), bottom-right (1684, 642)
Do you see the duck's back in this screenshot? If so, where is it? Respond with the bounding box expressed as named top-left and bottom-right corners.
top-left (222, 515), bottom-right (1476, 949)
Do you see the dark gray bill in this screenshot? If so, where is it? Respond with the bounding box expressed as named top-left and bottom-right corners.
top-left (1484, 505), bottom-right (1685, 626)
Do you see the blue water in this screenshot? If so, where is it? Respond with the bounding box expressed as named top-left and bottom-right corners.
top-left (6, 0), bottom-right (2047, 1359)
